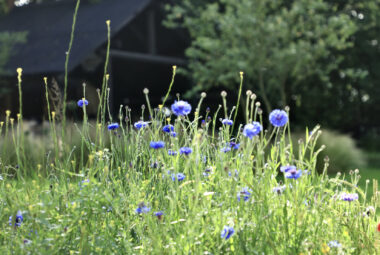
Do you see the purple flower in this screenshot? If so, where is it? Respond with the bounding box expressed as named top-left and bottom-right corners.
top-left (229, 141), bottom-right (240, 150)
top-left (228, 169), bottom-right (239, 177)
top-left (237, 187), bottom-right (252, 202)
top-left (9, 211), bottom-right (23, 227)
top-left (107, 123), bottom-right (119, 130)
top-left (150, 141), bottom-right (165, 149)
top-left (171, 100), bottom-right (192, 116)
top-left (269, 109), bottom-right (288, 127)
top-left (79, 179), bottom-right (90, 190)
top-left (222, 119), bottom-right (233, 125)
top-left (221, 226), bottom-right (235, 240)
top-left (243, 122), bottom-right (262, 139)
top-left (203, 168), bottom-right (212, 177)
top-left (77, 98), bottom-right (89, 107)
top-left (284, 168), bottom-right (302, 180)
top-left (134, 121), bottom-right (148, 129)
top-left (272, 185), bottom-right (286, 194)
top-left (154, 211), bottom-right (164, 220)
top-left (162, 124), bottom-right (174, 133)
top-left (340, 192), bottom-right (359, 201)
top-left (221, 147), bottom-right (231, 153)
top-left (280, 165), bottom-right (296, 173)
top-left (328, 241), bottom-right (342, 248)
top-left (168, 150), bottom-right (178, 156)
top-left (172, 173), bottom-right (186, 181)
top-left (135, 203), bottom-right (151, 214)
top-left (179, 147), bottom-right (193, 155)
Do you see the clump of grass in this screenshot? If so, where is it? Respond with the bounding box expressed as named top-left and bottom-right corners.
top-left (293, 129), bottom-right (366, 173)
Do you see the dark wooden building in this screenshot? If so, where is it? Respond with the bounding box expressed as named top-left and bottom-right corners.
top-left (0, 0), bottom-right (189, 119)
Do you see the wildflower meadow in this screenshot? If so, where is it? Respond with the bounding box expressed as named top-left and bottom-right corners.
top-left (0, 12), bottom-right (380, 255)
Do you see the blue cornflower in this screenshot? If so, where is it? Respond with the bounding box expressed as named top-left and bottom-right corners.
top-left (179, 147), bottom-right (193, 155)
top-left (229, 141), bottom-right (240, 150)
top-left (77, 98), bottom-right (89, 107)
top-left (237, 187), bottom-right (252, 202)
top-left (107, 123), bottom-right (119, 130)
top-left (162, 124), bottom-right (174, 133)
top-left (150, 141), bottom-right (165, 149)
top-left (168, 150), bottom-right (178, 156)
top-left (269, 109), bottom-right (288, 127)
top-left (154, 211), bottom-right (164, 220)
top-left (228, 169), bottom-right (239, 177)
top-left (272, 185), bottom-right (286, 194)
top-left (340, 192), bottom-right (359, 201)
top-left (221, 226), bottom-right (235, 240)
top-left (284, 168), bottom-right (302, 180)
top-left (172, 173), bottom-right (186, 181)
top-left (243, 122), bottom-right (262, 139)
top-left (171, 100), bottom-right (192, 116)
top-left (134, 121), bottom-right (148, 129)
top-left (221, 147), bottom-right (231, 153)
top-left (135, 203), bottom-right (151, 214)
top-left (9, 211), bottom-right (23, 227)
top-left (170, 131), bottom-right (177, 137)
top-left (203, 168), bottom-right (213, 177)
top-left (280, 165), bottom-right (297, 173)
top-left (79, 179), bottom-right (90, 190)
top-left (328, 240), bottom-right (342, 248)
top-left (222, 119), bottom-right (233, 125)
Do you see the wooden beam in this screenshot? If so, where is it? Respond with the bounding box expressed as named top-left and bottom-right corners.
top-left (109, 49), bottom-right (187, 66)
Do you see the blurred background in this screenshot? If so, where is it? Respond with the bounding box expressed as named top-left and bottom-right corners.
top-left (0, 0), bottom-right (380, 175)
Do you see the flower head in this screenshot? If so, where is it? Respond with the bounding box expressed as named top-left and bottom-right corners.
top-left (179, 147), bottom-right (193, 155)
top-left (229, 141), bottom-right (240, 150)
top-left (221, 226), bottom-right (235, 240)
top-left (272, 185), bottom-right (286, 194)
top-left (135, 203), bottom-right (151, 214)
top-left (168, 150), bottom-right (178, 156)
top-left (280, 165), bottom-right (296, 173)
top-left (237, 187), bottom-right (252, 202)
top-left (107, 123), bottom-right (119, 130)
top-left (203, 167), bottom-right (213, 177)
top-left (284, 168), bottom-right (302, 180)
top-left (154, 211), bottom-right (164, 220)
top-left (171, 100), bottom-right (192, 116)
top-left (269, 109), bottom-right (288, 127)
top-left (150, 141), bottom-right (165, 149)
top-left (328, 241), bottom-right (342, 248)
top-left (172, 173), bottom-right (186, 181)
top-left (134, 121), bottom-right (148, 129)
top-left (170, 131), bottom-right (177, 137)
top-left (162, 124), bottom-right (174, 133)
top-left (9, 211), bottom-right (23, 227)
top-left (340, 192), bottom-right (359, 201)
top-left (77, 98), bottom-right (89, 107)
top-left (243, 122), bottom-right (262, 139)
top-left (221, 147), bottom-right (231, 153)
top-left (222, 119), bottom-right (233, 126)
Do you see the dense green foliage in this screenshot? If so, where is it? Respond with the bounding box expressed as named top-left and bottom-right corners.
top-left (165, 0), bottom-right (380, 141)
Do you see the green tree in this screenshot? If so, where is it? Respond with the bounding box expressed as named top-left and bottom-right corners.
top-left (165, 0), bottom-right (357, 113)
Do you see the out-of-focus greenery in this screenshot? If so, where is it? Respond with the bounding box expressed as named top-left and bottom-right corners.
top-left (293, 129), bottom-right (367, 174)
top-left (165, 0), bottom-right (380, 143)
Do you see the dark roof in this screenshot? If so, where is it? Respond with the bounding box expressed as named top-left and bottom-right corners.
top-left (0, 0), bottom-right (152, 75)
